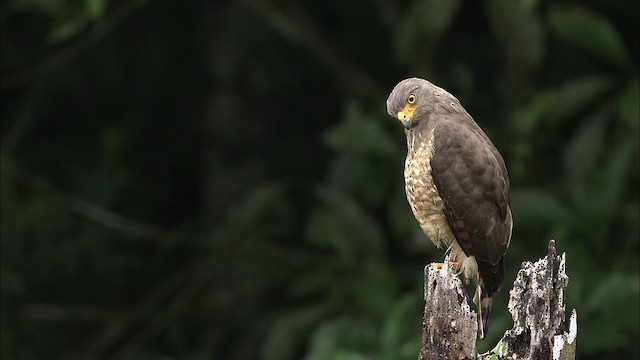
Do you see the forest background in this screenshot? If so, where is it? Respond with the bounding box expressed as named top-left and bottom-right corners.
top-left (1, 0), bottom-right (638, 359)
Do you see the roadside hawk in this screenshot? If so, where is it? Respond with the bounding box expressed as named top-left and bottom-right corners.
top-left (386, 77), bottom-right (512, 339)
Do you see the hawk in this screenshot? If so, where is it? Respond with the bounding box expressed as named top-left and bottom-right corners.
top-left (386, 77), bottom-right (512, 339)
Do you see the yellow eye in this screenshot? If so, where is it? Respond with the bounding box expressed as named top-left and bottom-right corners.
top-left (407, 93), bottom-right (417, 104)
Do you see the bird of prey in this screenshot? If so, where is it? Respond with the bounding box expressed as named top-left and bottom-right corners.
top-left (386, 77), bottom-right (512, 339)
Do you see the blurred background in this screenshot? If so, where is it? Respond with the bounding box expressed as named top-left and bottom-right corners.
top-left (1, 0), bottom-right (638, 359)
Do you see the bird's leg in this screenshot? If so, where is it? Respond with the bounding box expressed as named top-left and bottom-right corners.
top-left (445, 245), bottom-right (463, 274)
top-left (444, 245), bottom-right (453, 259)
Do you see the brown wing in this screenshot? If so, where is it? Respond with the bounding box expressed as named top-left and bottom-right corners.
top-left (430, 117), bottom-right (512, 266)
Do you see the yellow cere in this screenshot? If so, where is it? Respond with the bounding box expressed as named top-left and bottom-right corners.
top-left (396, 105), bottom-right (416, 121)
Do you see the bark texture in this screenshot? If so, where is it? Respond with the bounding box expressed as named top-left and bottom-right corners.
top-left (419, 240), bottom-right (577, 360)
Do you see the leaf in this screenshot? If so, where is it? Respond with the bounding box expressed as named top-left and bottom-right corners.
top-left (327, 153), bottom-right (393, 206)
top-left (287, 269), bottom-right (335, 299)
top-left (485, 0), bottom-right (545, 69)
top-left (547, 5), bottom-right (632, 70)
top-left (600, 138), bottom-right (636, 215)
top-left (583, 271), bottom-right (639, 313)
top-left (323, 102), bottom-right (399, 156)
top-left (315, 185), bottom-right (387, 260)
top-left (562, 107), bottom-right (607, 186)
top-left (579, 270), bottom-right (640, 353)
top-left (348, 261), bottom-right (398, 318)
top-left (10, 0), bottom-right (61, 14)
top-left (568, 140), bottom-right (634, 244)
top-left (305, 316), bottom-right (378, 356)
top-left (214, 183), bottom-right (287, 243)
top-left (304, 350), bottom-right (371, 360)
top-left (615, 77), bottom-right (640, 128)
top-left (47, 15), bottom-right (90, 43)
top-left (85, 0), bottom-right (107, 20)
top-left (305, 208), bottom-right (347, 250)
top-left (387, 189), bottom-right (420, 244)
top-left (0, 266), bottom-right (26, 295)
top-left (394, 0), bottom-right (462, 60)
top-left (511, 188), bottom-right (570, 227)
top-left (480, 339), bottom-right (507, 359)
top-left (513, 75), bottom-right (615, 135)
top-left (380, 294), bottom-right (421, 358)
top-left (262, 305), bottom-right (328, 360)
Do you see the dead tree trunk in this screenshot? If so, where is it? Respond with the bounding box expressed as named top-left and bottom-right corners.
top-left (419, 240), bottom-right (578, 360)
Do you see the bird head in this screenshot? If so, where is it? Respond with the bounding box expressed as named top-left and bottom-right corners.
top-left (386, 77), bottom-right (432, 130)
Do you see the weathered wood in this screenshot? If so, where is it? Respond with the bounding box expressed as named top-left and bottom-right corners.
top-left (419, 240), bottom-right (577, 359)
top-left (419, 262), bottom-right (478, 360)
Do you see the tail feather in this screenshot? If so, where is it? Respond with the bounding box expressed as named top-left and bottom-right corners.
top-left (475, 258), bottom-right (505, 339)
top-left (478, 292), bottom-right (493, 339)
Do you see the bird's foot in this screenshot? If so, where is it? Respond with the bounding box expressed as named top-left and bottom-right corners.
top-left (431, 261), bottom-right (463, 274)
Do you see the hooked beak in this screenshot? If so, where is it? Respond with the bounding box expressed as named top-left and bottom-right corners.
top-left (396, 107), bottom-right (415, 130)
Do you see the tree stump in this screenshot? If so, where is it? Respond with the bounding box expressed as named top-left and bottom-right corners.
top-left (419, 240), bottom-right (577, 360)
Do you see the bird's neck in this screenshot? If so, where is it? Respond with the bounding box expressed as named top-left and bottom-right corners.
top-left (405, 122), bottom-right (434, 156)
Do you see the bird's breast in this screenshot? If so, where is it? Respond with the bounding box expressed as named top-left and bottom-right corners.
top-left (404, 129), bottom-right (455, 249)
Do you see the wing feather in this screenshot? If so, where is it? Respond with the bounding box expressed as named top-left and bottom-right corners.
top-left (430, 117), bottom-right (511, 265)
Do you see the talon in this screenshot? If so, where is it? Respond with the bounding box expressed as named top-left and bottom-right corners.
top-left (448, 261), bottom-right (463, 275)
top-left (431, 261), bottom-right (463, 276)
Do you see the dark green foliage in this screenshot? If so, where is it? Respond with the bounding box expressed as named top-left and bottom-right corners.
top-left (1, 0), bottom-right (638, 359)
